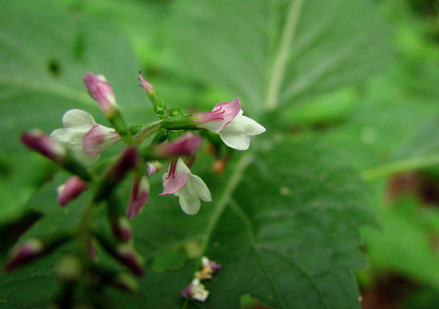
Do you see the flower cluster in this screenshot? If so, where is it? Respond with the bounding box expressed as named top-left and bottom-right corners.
top-left (10, 72), bottom-right (264, 305)
top-left (35, 72), bottom-right (265, 216)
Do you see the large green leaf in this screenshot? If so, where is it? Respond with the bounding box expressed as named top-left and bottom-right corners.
top-left (1, 138), bottom-right (374, 308)
top-left (167, 0), bottom-right (393, 115)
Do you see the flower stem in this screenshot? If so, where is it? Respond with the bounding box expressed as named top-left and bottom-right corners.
top-left (132, 121), bottom-right (161, 145)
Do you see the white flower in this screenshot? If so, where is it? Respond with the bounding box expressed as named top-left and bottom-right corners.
top-left (217, 109), bottom-right (266, 150)
top-left (181, 278), bottom-right (209, 302)
top-left (50, 109), bottom-right (121, 165)
top-left (160, 158), bottom-right (212, 215)
top-left (195, 98), bottom-right (266, 150)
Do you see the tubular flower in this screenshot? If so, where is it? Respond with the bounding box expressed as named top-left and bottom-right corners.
top-left (51, 109), bottom-right (121, 165)
top-left (194, 98), bottom-right (266, 150)
top-left (161, 158), bottom-right (211, 215)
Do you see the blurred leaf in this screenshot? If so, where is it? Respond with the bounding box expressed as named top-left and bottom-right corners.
top-left (362, 196), bottom-right (439, 290)
top-left (0, 0), bottom-right (147, 153)
top-left (168, 0), bottom-right (393, 115)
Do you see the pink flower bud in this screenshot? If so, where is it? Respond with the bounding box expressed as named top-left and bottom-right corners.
top-left (115, 244), bottom-right (144, 277)
top-left (57, 176), bottom-right (88, 207)
top-left (139, 72), bottom-right (156, 96)
top-left (153, 133), bottom-right (202, 159)
top-left (83, 72), bottom-right (117, 116)
top-left (147, 161), bottom-right (163, 176)
top-left (112, 147), bottom-right (139, 180)
top-left (126, 175), bottom-right (150, 219)
top-left (21, 129), bottom-right (67, 163)
top-left (5, 239), bottom-right (45, 272)
top-left (111, 217), bottom-right (132, 242)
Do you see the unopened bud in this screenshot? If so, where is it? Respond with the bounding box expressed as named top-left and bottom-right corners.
top-left (115, 243), bottom-right (144, 277)
top-left (21, 130), bottom-right (92, 181)
top-left (83, 73), bottom-right (117, 116)
top-left (83, 72), bottom-right (129, 137)
top-left (111, 216), bottom-right (132, 242)
top-left (139, 72), bottom-right (166, 116)
top-left (21, 129), bottom-right (67, 163)
top-left (144, 133), bottom-right (201, 160)
top-left (5, 239), bottom-right (44, 272)
top-left (126, 175), bottom-right (150, 219)
top-left (93, 230), bottom-right (144, 276)
top-left (57, 176), bottom-right (88, 206)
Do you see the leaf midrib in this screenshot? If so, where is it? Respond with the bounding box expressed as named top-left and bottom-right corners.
top-left (200, 153), bottom-right (255, 254)
top-left (265, 0), bottom-right (305, 111)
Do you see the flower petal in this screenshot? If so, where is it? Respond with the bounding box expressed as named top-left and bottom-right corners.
top-left (62, 109), bottom-right (97, 129)
top-left (160, 159), bottom-right (190, 196)
top-left (174, 173), bottom-right (211, 215)
top-left (219, 129), bottom-right (251, 150)
top-left (195, 98), bottom-right (241, 133)
top-left (178, 196), bottom-right (201, 215)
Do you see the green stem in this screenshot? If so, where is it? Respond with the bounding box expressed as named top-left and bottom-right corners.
top-left (132, 121), bottom-right (161, 145)
top-left (265, 0), bottom-right (304, 111)
top-left (362, 154), bottom-right (439, 180)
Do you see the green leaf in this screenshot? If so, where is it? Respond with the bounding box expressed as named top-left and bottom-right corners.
top-left (0, 138), bottom-right (374, 308)
top-left (168, 0), bottom-right (393, 114)
top-left (119, 138), bottom-right (373, 308)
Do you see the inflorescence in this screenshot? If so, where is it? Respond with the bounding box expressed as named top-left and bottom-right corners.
top-left (6, 72), bottom-right (265, 306)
